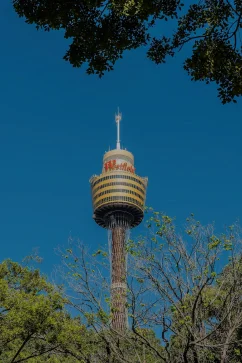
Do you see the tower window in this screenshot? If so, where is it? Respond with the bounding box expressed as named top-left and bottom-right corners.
top-left (94, 196), bottom-right (143, 209)
top-left (92, 181), bottom-right (145, 195)
top-left (94, 189), bottom-right (143, 200)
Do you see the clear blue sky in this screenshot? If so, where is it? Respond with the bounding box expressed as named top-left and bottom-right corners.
top-left (1, 1), bottom-right (242, 275)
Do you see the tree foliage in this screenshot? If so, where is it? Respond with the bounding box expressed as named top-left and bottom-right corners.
top-left (13, 0), bottom-right (242, 104)
top-left (0, 258), bottom-right (162, 362)
top-left (0, 259), bottom-right (99, 363)
top-left (126, 210), bottom-right (242, 362)
top-left (59, 211), bottom-right (242, 362)
top-left (2, 211), bottom-right (242, 362)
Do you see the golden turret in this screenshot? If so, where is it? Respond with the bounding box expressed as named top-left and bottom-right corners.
top-left (90, 109), bottom-right (147, 229)
top-left (90, 111), bottom-right (148, 331)
top-left (90, 147), bottom-right (147, 228)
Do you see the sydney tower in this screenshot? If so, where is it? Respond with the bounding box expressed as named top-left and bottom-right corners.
top-left (90, 111), bottom-right (147, 331)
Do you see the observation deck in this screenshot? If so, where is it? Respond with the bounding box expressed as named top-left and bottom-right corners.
top-left (90, 111), bottom-right (147, 229)
top-left (90, 148), bottom-right (147, 229)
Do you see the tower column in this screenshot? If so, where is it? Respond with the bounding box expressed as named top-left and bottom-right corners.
top-left (90, 111), bottom-right (148, 333)
top-left (110, 226), bottom-right (127, 331)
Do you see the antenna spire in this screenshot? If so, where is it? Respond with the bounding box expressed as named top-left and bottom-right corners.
top-left (115, 108), bottom-right (122, 150)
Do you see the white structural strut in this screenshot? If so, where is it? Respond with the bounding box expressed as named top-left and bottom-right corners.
top-left (115, 109), bottom-right (122, 150)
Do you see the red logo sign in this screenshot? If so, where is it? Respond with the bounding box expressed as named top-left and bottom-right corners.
top-left (104, 160), bottom-right (135, 174)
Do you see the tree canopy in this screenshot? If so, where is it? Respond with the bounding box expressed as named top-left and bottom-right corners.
top-left (0, 259), bottom-right (101, 363)
top-left (2, 211), bottom-right (242, 362)
top-left (0, 258), bottom-right (163, 362)
top-left (13, 0), bottom-right (242, 104)
top-left (58, 210), bottom-right (242, 362)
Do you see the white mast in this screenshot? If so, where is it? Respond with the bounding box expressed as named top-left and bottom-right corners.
top-left (115, 108), bottom-right (122, 149)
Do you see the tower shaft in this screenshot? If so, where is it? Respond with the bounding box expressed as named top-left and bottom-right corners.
top-left (90, 112), bottom-right (148, 332)
top-left (110, 226), bottom-right (127, 331)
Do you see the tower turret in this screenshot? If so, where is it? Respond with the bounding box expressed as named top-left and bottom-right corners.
top-left (90, 111), bottom-right (148, 331)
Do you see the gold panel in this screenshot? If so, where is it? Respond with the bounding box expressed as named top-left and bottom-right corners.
top-left (91, 171), bottom-right (147, 189)
top-left (93, 192), bottom-right (144, 207)
top-left (92, 179), bottom-right (146, 195)
top-left (91, 168), bottom-right (148, 214)
top-left (92, 183), bottom-right (145, 199)
top-left (94, 196), bottom-right (144, 211)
